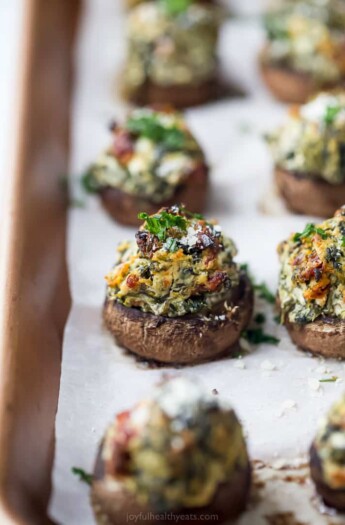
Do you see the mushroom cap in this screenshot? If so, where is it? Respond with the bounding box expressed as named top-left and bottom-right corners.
top-left (103, 273), bottom-right (253, 364)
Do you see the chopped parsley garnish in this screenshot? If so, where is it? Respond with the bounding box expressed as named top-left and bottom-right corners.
top-left (71, 467), bottom-right (93, 486)
top-left (293, 223), bottom-right (328, 242)
top-left (342, 236), bottom-right (345, 247)
top-left (164, 237), bottom-right (179, 252)
top-left (254, 282), bottom-right (275, 304)
top-left (242, 328), bottom-right (280, 345)
top-left (232, 351), bottom-right (244, 358)
top-left (127, 114), bottom-right (186, 150)
top-left (159, 0), bottom-right (192, 15)
top-left (240, 263), bottom-right (275, 304)
top-left (319, 376), bottom-right (338, 383)
top-left (189, 212), bottom-right (204, 220)
top-left (81, 169), bottom-right (100, 194)
top-left (138, 211), bottom-right (187, 242)
top-left (254, 312), bottom-right (266, 324)
top-left (324, 105), bottom-right (342, 125)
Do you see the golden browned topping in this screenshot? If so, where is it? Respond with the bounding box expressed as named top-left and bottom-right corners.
top-left (105, 205), bottom-right (240, 317)
top-left (101, 377), bottom-right (248, 511)
top-left (83, 108), bottom-right (205, 203)
top-left (268, 92), bottom-right (345, 184)
top-left (278, 206), bottom-right (345, 323)
top-left (264, 0), bottom-right (345, 84)
top-left (124, 1), bottom-right (220, 91)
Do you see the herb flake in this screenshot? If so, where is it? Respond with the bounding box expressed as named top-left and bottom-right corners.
top-left (319, 376), bottom-right (338, 383)
top-left (240, 263), bottom-right (275, 304)
top-left (254, 313), bottom-right (266, 324)
top-left (254, 283), bottom-right (275, 304)
top-left (138, 211), bottom-right (187, 242)
top-left (242, 328), bottom-right (280, 345)
top-left (293, 223), bottom-right (328, 242)
top-left (71, 467), bottom-right (93, 486)
top-left (81, 170), bottom-right (100, 194)
top-left (127, 114), bottom-right (186, 150)
top-left (164, 237), bottom-right (178, 252)
top-left (159, 0), bottom-right (192, 15)
top-left (324, 105), bottom-right (341, 125)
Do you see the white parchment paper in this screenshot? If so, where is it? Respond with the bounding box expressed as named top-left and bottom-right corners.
top-left (49, 1), bottom-right (345, 523)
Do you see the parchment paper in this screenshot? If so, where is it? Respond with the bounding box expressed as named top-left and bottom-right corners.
top-left (49, 1), bottom-right (345, 523)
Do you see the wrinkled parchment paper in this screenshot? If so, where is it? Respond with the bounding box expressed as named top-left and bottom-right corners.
top-left (49, 1), bottom-right (345, 523)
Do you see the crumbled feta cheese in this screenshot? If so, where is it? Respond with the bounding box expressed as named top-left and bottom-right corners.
top-left (260, 360), bottom-right (276, 371)
top-left (283, 399), bottom-right (296, 409)
top-left (314, 365), bottom-right (333, 375)
top-left (154, 377), bottom-right (229, 419)
top-left (277, 399), bottom-right (297, 418)
top-left (233, 360), bottom-right (246, 370)
top-left (272, 458), bottom-right (287, 470)
top-left (214, 314), bottom-right (226, 321)
top-left (308, 378), bottom-right (321, 392)
top-left (131, 402), bottom-right (151, 428)
top-left (179, 225), bottom-right (200, 248)
top-left (300, 93), bottom-right (342, 123)
top-left (330, 432), bottom-right (345, 450)
top-left (156, 153), bottom-right (193, 179)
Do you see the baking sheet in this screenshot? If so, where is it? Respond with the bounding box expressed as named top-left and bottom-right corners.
top-left (49, 1), bottom-right (345, 523)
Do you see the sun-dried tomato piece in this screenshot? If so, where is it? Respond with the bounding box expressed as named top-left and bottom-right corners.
top-left (126, 274), bottom-right (139, 289)
top-left (113, 129), bottom-right (134, 164)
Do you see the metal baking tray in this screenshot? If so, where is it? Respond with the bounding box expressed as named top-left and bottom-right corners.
top-left (0, 1), bottom-right (80, 523)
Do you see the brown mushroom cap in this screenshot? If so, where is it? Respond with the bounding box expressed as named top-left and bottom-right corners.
top-left (91, 444), bottom-right (252, 525)
top-left (103, 273), bottom-right (253, 365)
top-left (123, 77), bottom-right (218, 110)
top-left (275, 166), bottom-right (345, 218)
top-left (310, 443), bottom-right (345, 511)
top-left (285, 315), bottom-right (345, 359)
top-left (259, 48), bottom-right (339, 104)
top-left (99, 162), bottom-right (209, 226)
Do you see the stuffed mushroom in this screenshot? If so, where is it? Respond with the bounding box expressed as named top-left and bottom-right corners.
top-left (268, 91), bottom-right (345, 217)
top-left (122, 0), bottom-right (221, 108)
top-left (91, 377), bottom-right (251, 524)
top-left (124, 0), bottom-right (214, 9)
top-left (310, 394), bottom-right (345, 511)
top-left (103, 205), bottom-right (253, 364)
top-left (83, 108), bottom-right (208, 226)
top-left (277, 207), bottom-right (345, 358)
top-left (260, 0), bottom-right (345, 103)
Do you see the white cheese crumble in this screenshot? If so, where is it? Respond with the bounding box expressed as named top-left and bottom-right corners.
top-left (300, 93), bottom-right (345, 124)
top-left (154, 376), bottom-right (228, 420)
top-left (277, 399), bottom-right (297, 418)
top-left (329, 432), bottom-right (345, 450)
top-left (156, 153), bottom-right (193, 179)
top-left (260, 360), bottom-right (277, 371)
top-left (233, 360), bottom-right (246, 369)
top-left (308, 378), bottom-right (321, 392)
top-left (179, 225), bottom-right (201, 249)
top-left (130, 400), bottom-right (151, 429)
